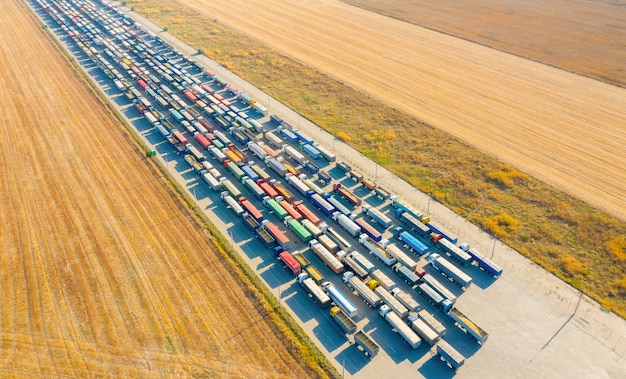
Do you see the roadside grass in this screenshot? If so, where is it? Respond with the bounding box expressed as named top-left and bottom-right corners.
top-left (127, 0), bottom-right (626, 318)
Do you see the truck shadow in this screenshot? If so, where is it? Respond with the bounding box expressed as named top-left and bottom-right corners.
top-left (417, 353), bottom-right (455, 378)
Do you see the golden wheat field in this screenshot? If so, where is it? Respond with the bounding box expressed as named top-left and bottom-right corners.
top-left (0, 0), bottom-right (321, 376)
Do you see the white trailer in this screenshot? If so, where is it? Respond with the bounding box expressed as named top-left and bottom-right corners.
top-left (379, 305), bottom-right (421, 349)
top-left (283, 145), bottom-right (306, 164)
top-left (343, 271), bottom-right (382, 308)
top-left (220, 192), bottom-right (244, 216)
top-left (374, 286), bottom-right (408, 319)
top-left (429, 253), bottom-right (473, 289)
top-left (349, 251), bottom-right (375, 273)
top-left (202, 172), bottom-right (220, 191)
top-left (392, 288), bottom-right (422, 312)
top-left (247, 141), bottom-right (267, 160)
top-left (337, 251), bottom-right (368, 279)
top-left (334, 212), bottom-right (361, 237)
top-left (264, 130), bottom-right (283, 147)
top-left (407, 316), bottom-right (440, 346)
top-left (384, 243), bottom-right (418, 271)
top-left (360, 235), bottom-right (396, 266)
top-left (418, 311), bottom-right (447, 337)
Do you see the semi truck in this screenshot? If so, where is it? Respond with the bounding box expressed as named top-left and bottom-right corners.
top-left (392, 288), bottom-right (422, 312)
top-left (250, 164), bottom-right (271, 181)
top-left (429, 253), bottom-right (473, 288)
top-left (379, 305), bottom-right (421, 349)
top-left (255, 226), bottom-right (276, 248)
top-left (310, 240), bottom-right (344, 274)
top-left (447, 307), bottom-right (489, 344)
top-left (272, 181), bottom-right (295, 203)
top-left (327, 197), bottom-right (352, 217)
top-left (436, 340), bottom-right (465, 370)
top-left (354, 331), bottom-right (379, 358)
top-left (361, 178), bottom-right (377, 191)
top-left (349, 251), bottom-right (375, 274)
top-left (407, 316), bottom-right (440, 346)
top-left (292, 253), bottom-right (311, 270)
top-left (315, 144), bottom-right (336, 162)
top-left (302, 178), bottom-right (324, 195)
top-left (362, 205), bottom-right (392, 229)
top-left (342, 271), bottom-right (382, 308)
top-left (355, 218), bottom-right (382, 242)
top-left (301, 219), bottom-right (322, 238)
top-left (280, 200), bottom-right (302, 221)
top-left (263, 197), bottom-right (289, 220)
top-left (283, 145), bottom-right (306, 165)
top-left (359, 235), bottom-right (396, 266)
top-left (225, 160), bottom-right (245, 181)
top-left (220, 192), bottom-right (244, 215)
top-left (333, 212), bottom-right (361, 237)
top-left (416, 283), bottom-right (453, 312)
top-left (393, 227), bottom-right (429, 256)
top-left (374, 286), bottom-right (408, 319)
top-left (323, 283), bottom-right (357, 318)
top-left (277, 251), bottom-right (301, 276)
top-left (287, 174), bottom-right (313, 197)
top-left (258, 180), bottom-right (279, 198)
top-left (264, 130), bottom-right (283, 147)
top-left (247, 141), bottom-right (267, 160)
top-left (337, 251), bottom-right (368, 279)
top-left (242, 177), bottom-right (265, 199)
top-left (280, 128), bottom-right (298, 143)
top-left (427, 221), bottom-right (459, 244)
top-left (242, 212), bottom-right (260, 231)
top-left (333, 183), bottom-right (362, 206)
top-left (466, 248), bottom-right (503, 278)
top-left (392, 263), bottom-right (421, 287)
top-left (220, 179), bottom-right (242, 200)
top-left (305, 265), bottom-right (325, 284)
top-left (329, 306), bottom-right (357, 334)
top-left (297, 273), bottom-right (331, 308)
top-left (309, 193), bottom-right (336, 216)
top-left (239, 197), bottom-right (263, 223)
top-left (389, 196), bottom-right (423, 220)
top-left (433, 236), bottom-right (473, 266)
top-left (384, 243), bottom-right (418, 271)
top-left (202, 171), bottom-right (220, 191)
top-left (241, 165), bottom-right (260, 183)
top-left (318, 234), bottom-right (339, 253)
top-left (323, 226), bottom-right (352, 252)
top-left (294, 202), bottom-right (321, 226)
top-left (421, 274), bottom-right (458, 303)
top-left (303, 161), bottom-right (320, 175)
top-left (370, 269), bottom-right (397, 292)
top-left (285, 217), bottom-right (312, 243)
top-left (396, 209), bottom-right (430, 236)
top-left (418, 310), bottom-right (447, 337)
top-left (265, 157), bottom-right (288, 177)
top-left (302, 144), bottom-right (321, 159)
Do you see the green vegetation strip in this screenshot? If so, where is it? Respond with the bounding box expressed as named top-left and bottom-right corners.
top-left (127, 0), bottom-right (626, 318)
top-left (32, 4), bottom-right (338, 377)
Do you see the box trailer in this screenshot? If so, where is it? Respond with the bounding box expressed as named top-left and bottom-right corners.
top-left (429, 253), bottom-right (473, 288)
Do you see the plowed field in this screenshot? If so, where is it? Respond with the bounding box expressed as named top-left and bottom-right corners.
top-left (0, 0), bottom-right (316, 376)
top-left (176, 0), bottom-right (626, 221)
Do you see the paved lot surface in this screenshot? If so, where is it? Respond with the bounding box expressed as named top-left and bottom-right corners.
top-left (47, 2), bottom-right (626, 377)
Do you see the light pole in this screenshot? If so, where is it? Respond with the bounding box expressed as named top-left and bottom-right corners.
top-left (491, 237), bottom-right (497, 259)
top-left (427, 197), bottom-right (431, 215)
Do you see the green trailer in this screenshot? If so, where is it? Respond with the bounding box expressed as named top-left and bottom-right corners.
top-left (265, 198), bottom-right (289, 220)
top-left (226, 161), bottom-right (246, 181)
top-left (288, 219), bottom-right (312, 243)
top-left (221, 179), bottom-right (242, 200)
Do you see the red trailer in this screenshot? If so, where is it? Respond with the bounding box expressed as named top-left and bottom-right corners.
top-left (204, 69), bottom-right (216, 78)
top-left (294, 202), bottom-right (321, 226)
top-left (264, 222), bottom-right (289, 247)
top-left (221, 99), bottom-right (232, 107)
top-left (136, 78), bottom-right (149, 90)
top-left (201, 84), bottom-right (215, 94)
top-left (261, 144), bottom-right (279, 157)
top-left (131, 65), bottom-right (141, 76)
top-left (278, 251), bottom-right (301, 276)
top-left (280, 200), bottom-right (302, 221)
top-left (213, 93), bottom-right (224, 102)
top-left (257, 180), bottom-right (278, 198)
top-left (239, 198), bottom-right (263, 223)
top-left (195, 133), bottom-right (211, 150)
top-left (183, 89), bottom-right (198, 104)
top-left (172, 130), bottom-right (188, 146)
top-left (199, 118), bottom-right (215, 132)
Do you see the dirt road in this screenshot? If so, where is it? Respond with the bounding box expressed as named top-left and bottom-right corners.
top-left (0, 0), bottom-right (316, 376)
top-left (177, 0), bottom-right (626, 221)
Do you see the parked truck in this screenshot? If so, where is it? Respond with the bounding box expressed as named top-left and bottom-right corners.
top-left (264, 130), bottom-right (283, 147)
top-left (354, 331), bottom-right (379, 358)
top-left (384, 243), bottom-right (418, 271)
top-left (359, 235), bottom-right (396, 266)
top-left (294, 202), bottom-right (321, 226)
top-left (418, 311), bottom-right (447, 337)
top-left (264, 197), bottom-right (289, 220)
top-left (379, 305), bottom-right (421, 349)
top-left (308, 193), bottom-right (336, 216)
top-left (272, 181), bottom-right (295, 203)
top-left (242, 212), bottom-right (260, 231)
top-left (349, 251), bottom-right (375, 274)
top-left (262, 221), bottom-right (290, 247)
top-left (374, 186), bottom-right (390, 200)
top-left (277, 250), bottom-right (301, 276)
top-left (265, 157), bottom-right (288, 177)
top-left (362, 205), bottom-right (392, 229)
top-left (220, 179), bottom-right (242, 200)
top-left (243, 177), bottom-right (266, 199)
top-left (310, 240), bottom-right (344, 274)
top-left (343, 271), bottom-right (382, 308)
top-left (396, 209), bottom-right (430, 236)
top-left (202, 171), bottom-right (221, 191)
top-left (447, 307), bottom-right (489, 344)
top-left (392, 263), bottom-right (421, 287)
top-left (337, 251), bottom-right (368, 279)
top-left (392, 289), bottom-right (421, 313)
top-left (327, 197), bottom-right (352, 217)
top-left (297, 273), bottom-right (331, 308)
top-left (317, 169), bottom-right (332, 185)
top-left (302, 178), bottom-right (324, 195)
top-left (389, 196), bottom-right (423, 220)
top-left (315, 144), bottom-right (336, 162)
top-left (317, 234), bottom-right (339, 253)
top-left (323, 283), bottom-right (357, 318)
top-left (329, 306), bottom-right (357, 334)
top-left (333, 183), bottom-right (362, 206)
top-left (302, 144), bottom-right (321, 159)
top-left (427, 221), bottom-right (459, 244)
top-left (466, 248), bottom-right (503, 278)
top-left (416, 283), bottom-right (453, 312)
top-left (305, 265), bottom-right (325, 284)
top-left (433, 236), bottom-right (473, 266)
top-left (283, 145), bottom-right (306, 165)
top-left (221, 191), bottom-right (244, 215)
top-left (421, 274), bottom-right (458, 303)
top-left (355, 218), bottom-right (382, 242)
top-left (436, 340), bottom-right (465, 370)
top-left (407, 316), bottom-right (440, 346)
top-left (285, 217), bottom-right (312, 243)
top-left (239, 197), bottom-right (264, 223)
top-left (333, 212), bottom-right (361, 237)
top-left (429, 253), bottom-right (473, 288)
top-left (280, 200), bottom-right (302, 221)
top-left (258, 180), bottom-right (279, 198)
top-left (287, 174), bottom-right (313, 197)
top-left (374, 286), bottom-right (408, 319)
top-left (324, 226), bottom-right (352, 252)
top-left (393, 227), bottom-right (429, 256)
top-left (255, 226), bottom-right (276, 248)
top-left (301, 219), bottom-right (322, 238)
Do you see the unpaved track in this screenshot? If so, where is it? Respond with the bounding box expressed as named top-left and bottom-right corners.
top-left (0, 0), bottom-right (312, 376)
top-left (179, 0), bottom-right (626, 220)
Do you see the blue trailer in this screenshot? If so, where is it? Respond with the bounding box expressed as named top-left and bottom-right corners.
top-left (302, 144), bottom-right (321, 159)
top-left (229, 127), bottom-right (250, 145)
top-left (393, 227), bottom-right (429, 255)
top-left (303, 161), bottom-right (320, 174)
top-left (295, 130), bottom-right (314, 145)
top-left (241, 165), bottom-right (260, 182)
top-left (318, 170), bottom-right (332, 185)
top-left (427, 221), bottom-right (459, 244)
top-left (323, 282), bottom-right (357, 317)
top-left (270, 114), bottom-right (283, 125)
top-left (397, 209), bottom-right (430, 236)
top-left (280, 128), bottom-right (298, 143)
top-left (468, 249), bottom-right (503, 277)
top-left (169, 109), bottom-right (184, 123)
top-left (308, 193), bottom-right (336, 216)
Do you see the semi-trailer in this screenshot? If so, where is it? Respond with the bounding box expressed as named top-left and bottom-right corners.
top-left (310, 240), bottom-right (344, 274)
top-left (263, 197), bottom-right (289, 220)
top-left (303, 161), bottom-right (320, 175)
top-left (258, 180), bottom-right (279, 198)
top-left (305, 265), bottom-right (325, 284)
top-left (337, 251), bottom-right (368, 279)
top-left (209, 146), bottom-right (227, 163)
top-left (393, 227), bottom-right (429, 256)
top-left (261, 221), bottom-right (290, 247)
top-left (392, 263), bottom-right (421, 287)
top-left (280, 200), bottom-right (302, 221)
top-left (250, 164), bottom-right (271, 181)
top-left (323, 283), bottom-right (358, 318)
top-left (396, 209), bottom-right (430, 237)
top-left (255, 226), bottom-right (276, 248)
top-left (316, 145), bottom-right (336, 162)
top-left (172, 130), bottom-right (188, 146)
top-left (252, 103), bottom-right (268, 116)
top-left (418, 310), bottom-right (447, 337)
top-left (349, 251), bottom-right (375, 274)
top-left (429, 253), bottom-right (473, 288)
top-left (297, 273), bottom-right (331, 308)
top-left (292, 253), bottom-right (311, 269)
top-left (220, 179), bottom-right (242, 200)
top-left (333, 183), bottom-right (362, 207)
top-left (202, 171), bottom-right (220, 191)
top-left (248, 119), bottom-right (264, 132)
top-left (302, 178), bottom-right (324, 195)
top-left (392, 288), bottom-right (422, 312)
top-left (280, 159), bottom-right (299, 177)
top-left (384, 243), bottom-right (418, 271)
top-left (272, 181), bottom-right (295, 203)
top-left (327, 197), bottom-right (352, 217)
top-left (434, 237), bottom-right (473, 266)
top-left (343, 271), bottom-right (382, 308)
top-left (242, 177), bottom-right (265, 199)
top-left (276, 250), bottom-right (301, 276)
top-left (361, 178), bottom-right (377, 191)
top-left (287, 174), bottom-right (313, 197)
top-left (229, 127), bottom-right (249, 145)
top-left (406, 316), bottom-right (440, 346)
top-left (329, 306), bottom-right (357, 334)
top-left (370, 269), bottom-right (397, 292)
top-left (427, 221), bottom-right (459, 244)
top-left (156, 123), bottom-right (171, 138)
top-left (225, 160), bottom-right (246, 181)
top-left (436, 340), bottom-right (465, 370)
top-left (242, 212), bottom-right (260, 231)
top-left (374, 187), bottom-right (390, 200)
top-left (209, 168), bottom-right (223, 181)
top-left (333, 213), bottom-right (361, 237)
top-left (294, 130), bottom-right (314, 145)
top-left (265, 157), bottom-right (288, 177)
top-left (248, 141), bottom-right (267, 159)
top-left (302, 144), bottom-right (321, 159)
top-left (317, 234), bottom-right (339, 254)
top-left (389, 196), bottom-right (423, 220)
top-left (294, 202), bottom-right (321, 226)
top-left (317, 170), bottom-right (332, 185)
top-left (285, 217), bottom-right (312, 243)
top-left (221, 191), bottom-right (244, 216)
top-left (348, 171), bottom-right (363, 183)
top-left (195, 132), bottom-right (211, 149)
top-left (239, 197), bottom-right (264, 223)
top-left (374, 286), bottom-right (408, 319)
top-left (301, 219), bottom-right (322, 238)
top-left (379, 305), bottom-right (421, 349)
top-left (355, 218), bottom-right (382, 243)
top-left (354, 331), bottom-right (379, 358)
top-left (264, 130), bottom-right (283, 147)
top-left (241, 165), bottom-right (260, 182)
top-left (421, 274), bottom-right (458, 303)
top-left (362, 205), bottom-right (392, 229)
top-left (280, 128), bottom-right (298, 143)
top-left (416, 283), bottom-right (453, 312)
top-left (323, 226), bottom-right (352, 252)
top-left (466, 248), bottom-right (503, 278)
top-left (307, 193), bottom-right (335, 216)
top-left (359, 235), bottom-right (396, 266)
top-left (283, 145), bottom-right (306, 165)
top-left (447, 307), bottom-right (489, 344)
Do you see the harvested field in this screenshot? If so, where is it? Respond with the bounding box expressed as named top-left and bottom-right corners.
top-left (0, 0), bottom-right (327, 376)
top-left (343, 0), bottom-right (626, 88)
top-left (171, 0), bottom-right (626, 222)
